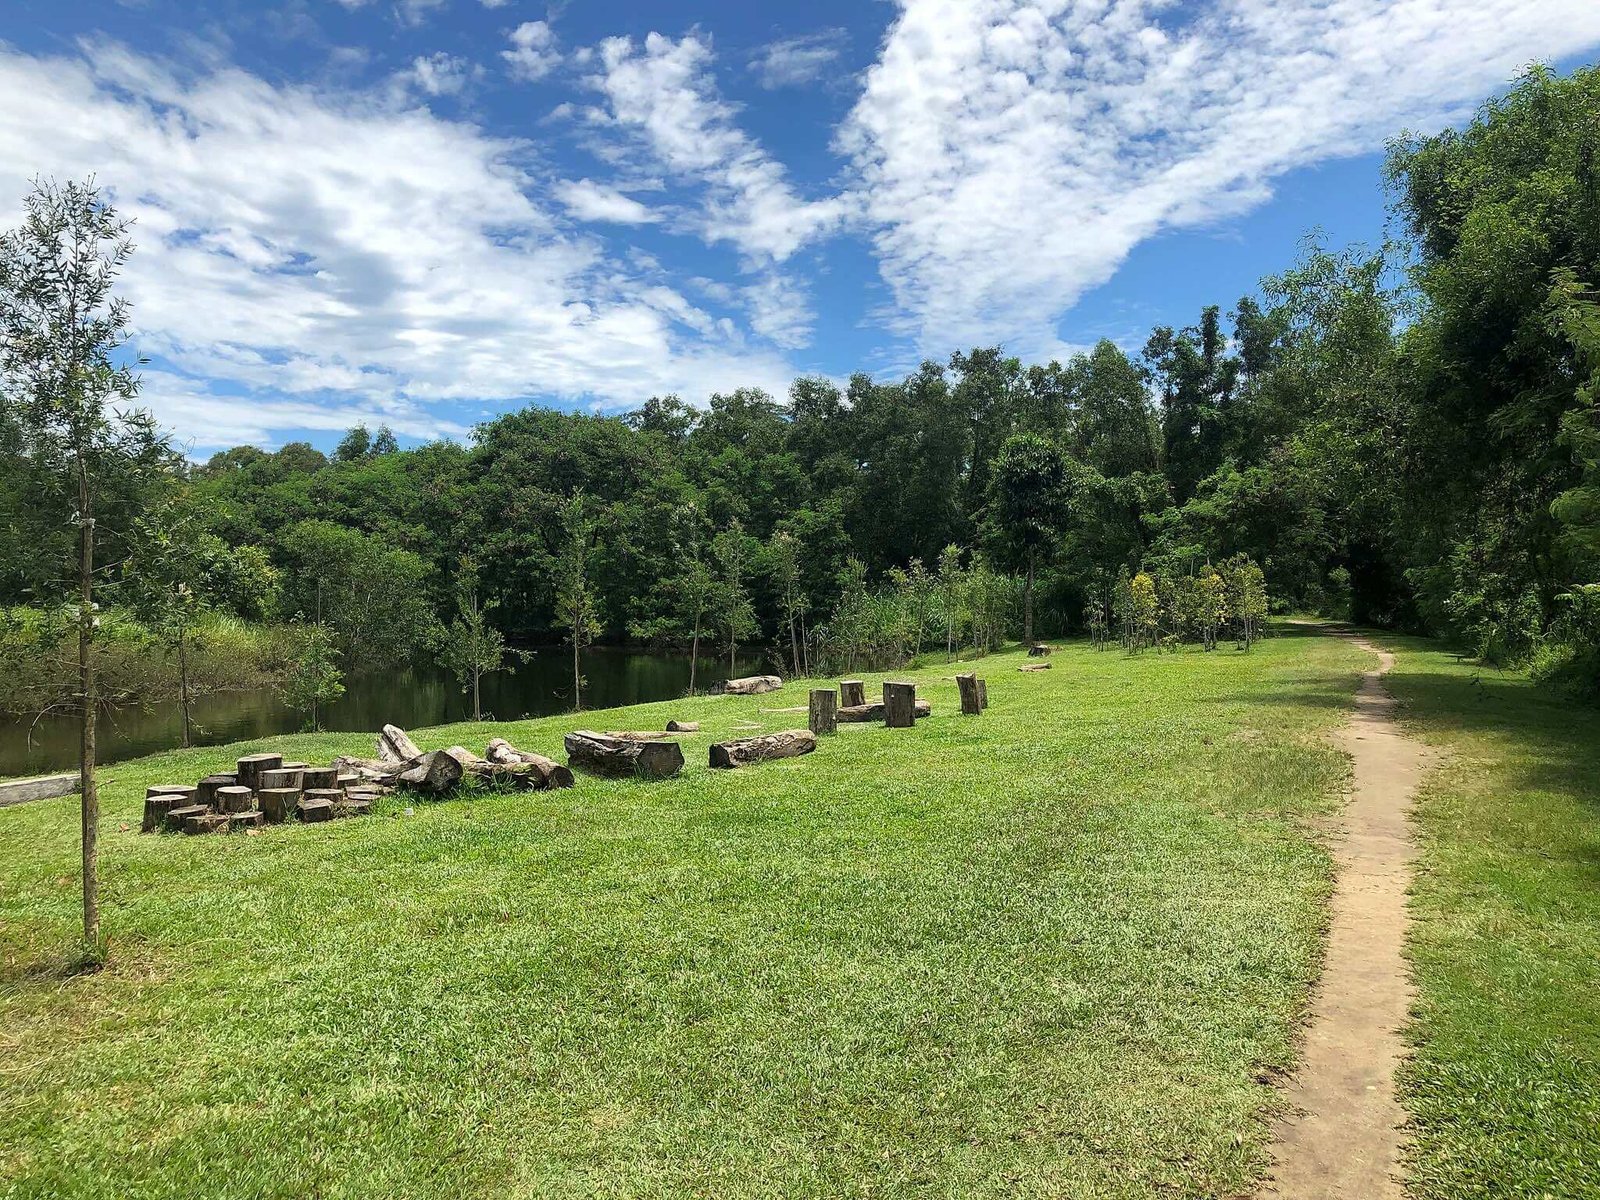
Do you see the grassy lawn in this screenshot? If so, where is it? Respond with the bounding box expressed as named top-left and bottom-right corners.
top-left (0, 635), bottom-right (1368, 1199)
top-left (1380, 639), bottom-right (1600, 1200)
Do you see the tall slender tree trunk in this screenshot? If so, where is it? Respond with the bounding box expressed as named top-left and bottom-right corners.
top-left (789, 611), bottom-right (800, 679)
top-left (76, 462), bottom-right (99, 954)
top-left (572, 627), bottom-right (582, 712)
top-left (689, 610), bottom-right (701, 694)
top-left (178, 624), bottom-right (191, 748)
top-left (473, 667), bottom-right (482, 721)
top-left (1023, 554), bottom-right (1036, 643)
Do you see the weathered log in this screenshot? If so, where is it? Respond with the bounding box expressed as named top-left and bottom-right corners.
top-left (665, 719), bottom-right (700, 733)
top-left (1019, 662), bottom-right (1052, 672)
top-left (709, 729), bottom-right (817, 769)
top-left (484, 738), bottom-right (576, 790)
top-left (883, 682), bottom-right (917, 728)
top-left (299, 797), bottom-right (334, 823)
top-left (216, 785), bottom-right (256, 814)
top-left (335, 772), bottom-right (360, 791)
top-left (1027, 643), bottom-right (1053, 657)
top-left (258, 768), bottom-right (304, 792)
top-left (837, 699), bottom-right (931, 723)
top-left (396, 751), bottom-right (464, 793)
top-left (185, 812), bottom-right (232, 835)
top-left (197, 774), bottom-right (235, 806)
top-left (235, 753), bottom-right (283, 791)
top-left (258, 788), bottom-right (297, 824)
top-left (956, 674), bottom-right (982, 716)
top-left (165, 804), bottom-right (209, 832)
top-left (723, 675), bottom-right (783, 695)
top-left (232, 810), bottom-right (265, 830)
top-left (335, 755), bottom-right (402, 784)
top-left (564, 730), bottom-right (683, 780)
top-left (602, 730), bottom-right (674, 740)
top-left (142, 789), bottom-right (193, 832)
top-left (379, 724), bottom-right (425, 764)
top-left (977, 678), bottom-right (988, 710)
top-left (443, 745), bottom-right (545, 790)
top-left (334, 797), bottom-right (373, 819)
top-left (809, 688), bottom-right (837, 735)
top-left (840, 680), bottom-right (866, 708)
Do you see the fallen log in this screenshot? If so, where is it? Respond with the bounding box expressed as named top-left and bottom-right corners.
top-left (723, 675), bottom-right (783, 695)
top-left (484, 738), bottom-right (575, 789)
top-left (443, 745), bottom-right (550, 791)
top-left (397, 750), bottom-right (464, 793)
top-left (602, 730), bottom-right (674, 740)
top-left (378, 724), bottom-right (424, 765)
top-left (837, 699), bottom-right (931, 723)
top-left (665, 719), bottom-right (700, 732)
top-left (335, 754), bottom-right (401, 784)
top-left (709, 729), bottom-right (817, 769)
top-left (564, 730), bottom-right (683, 780)
top-left (1019, 662), bottom-right (1052, 672)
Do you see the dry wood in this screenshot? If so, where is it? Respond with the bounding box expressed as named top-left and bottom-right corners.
top-left (484, 737), bottom-right (576, 790)
top-left (883, 682), bottom-right (917, 728)
top-left (1018, 662), bottom-right (1052, 672)
top-left (723, 674), bottom-right (784, 695)
top-left (665, 719), bottom-right (700, 732)
top-left (216, 786), bottom-right (255, 814)
top-left (235, 753), bottom-right (283, 791)
top-left (956, 673), bottom-right (982, 716)
top-left (977, 678), bottom-right (988, 710)
top-left (141, 793), bottom-right (184, 833)
top-left (378, 724), bottom-right (425, 764)
top-left (808, 688), bottom-right (837, 735)
top-left (164, 804), bottom-right (208, 832)
top-left (197, 774), bottom-right (235, 806)
top-left (298, 797), bottom-right (334, 823)
top-left (301, 766), bottom-right (340, 789)
top-left (836, 699), bottom-right (931, 723)
top-left (602, 730), bottom-right (674, 740)
top-left (840, 680), bottom-right (866, 708)
top-left (258, 768), bottom-right (304, 792)
top-left (564, 730), bottom-right (683, 780)
top-left (258, 788), bottom-right (297, 824)
top-left (397, 751), bottom-right (464, 793)
top-left (708, 729), bottom-right (816, 769)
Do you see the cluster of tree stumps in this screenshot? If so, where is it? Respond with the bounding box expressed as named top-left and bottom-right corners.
top-left (141, 752), bottom-right (388, 835)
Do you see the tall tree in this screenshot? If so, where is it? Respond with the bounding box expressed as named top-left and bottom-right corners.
top-left (553, 493), bottom-right (602, 711)
top-left (0, 179), bottom-right (154, 956)
top-left (988, 434), bottom-right (1071, 642)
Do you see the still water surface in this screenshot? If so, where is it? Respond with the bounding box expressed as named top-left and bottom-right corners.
top-left (0, 645), bottom-right (770, 777)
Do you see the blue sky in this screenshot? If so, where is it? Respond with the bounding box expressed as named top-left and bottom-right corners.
top-left (2, 0), bottom-right (1598, 453)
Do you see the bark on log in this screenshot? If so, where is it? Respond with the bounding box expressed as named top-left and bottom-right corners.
top-left (216, 785), bottom-right (256, 814)
top-left (1027, 643), bottom-right (1053, 657)
top-left (665, 720), bottom-right (700, 732)
top-left (809, 688), bottom-right (838, 735)
top-left (602, 730), bottom-right (674, 740)
top-left (956, 674), bottom-right (982, 716)
top-left (299, 797), bottom-right (334, 823)
top-left (258, 768), bottom-right (304, 792)
top-left (334, 755), bottom-right (401, 784)
top-left (235, 753), bottom-right (283, 791)
top-left (231, 811), bottom-right (265, 830)
top-left (977, 678), bottom-right (988, 710)
top-left (142, 793), bottom-right (187, 832)
top-left (484, 738), bottom-right (576, 790)
top-left (709, 729), bottom-right (817, 769)
top-left (185, 812), bottom-right (231, 835)
top-left (165, 804), bottom-right (208, 832)
top-left (840, 680), bottom-right (866, 708)
top-left (301, 766), bottom-right (340, 790)
top-left (258, 788), bottom-right (297, 824)
top-left (883, 682), bottom-right (917, 728)
top-left (397, 751), bottom-right (464, 793)
top-left (379, 724), bottom-right (425, 765)
top-left (564, 730), bottom-right (683, 780)
top-left (197, 774), bottom-right (236, 806)
top-left (837, 699), bottom-right (931, 723)
top-left (1019, 662), bottom-right (1052, 672)
top-left (723, 675), bottom-right (783, 695)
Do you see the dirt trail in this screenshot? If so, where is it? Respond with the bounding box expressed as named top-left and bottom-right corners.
top-left (1263, 635), bottom-right (1432, 1199)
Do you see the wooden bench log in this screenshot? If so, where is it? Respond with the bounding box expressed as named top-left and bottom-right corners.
top-left (883, 682), bottom-right (917, 728)
top-left (301, 766), bottom-right (340, 790)
top-left (235, 753), bottom-right (283, 791)
top-left (484, 738), bottom-right (575, 789)
top-left (258, 768), bottom-right (304, 792)
top-left (165, 803), bottom-right (209, 832)
top-left (809, 688), bottom-right (837, 735)
top-left (837, 699), bottom-right (931, 723)
top-left (197, 774), bottom-right (235, 806)
top-left (723, 675), bottom-right (783, 695)
top-left (216, 785), bottom-right (256, 814)
top-left (840, 680), bottom-right (865, 708)
top-left (564, 730), bottom-right (683, 780)
top-left (956, 674), bottom-right (982, 716)
top-left (258, 788), bottom-right (298, 824)
top-left (709, 729), bottom-right (817, 769)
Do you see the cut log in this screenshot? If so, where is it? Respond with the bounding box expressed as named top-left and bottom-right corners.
top-left (165, 804), bottom-right (209, 832)
top-left (197, 774), bottom-right (236, 806)
top-left (148, 783), bottom-right (197, 799)
top-left (723, 675), bottom-right (783, 695)
top-left (231, 811), bottom-right (265, 830)
top-left (709, 729), bottom-right (816, 769)
top-left (216, 785), bottom-right (255, 814)
top-left (281, 761), bottom-right (310, 771)
top-left (335, 755), bottom-right (402, 784)
top-left (185, 812), bottom-right (231, 835)
top-left (602, 730), bottom-right (674, 741)
top-left (977, 678), bottom-right (988, 710)
top-left (564, 730), bottom-right (683, 780)
top-left (334, 797), bottom-right (373, 819)
top-left (1018, 662), bottom-right (1052, 672)
top-left (235, 753), bottom-right (283, 791)
top-left (1027, 643), bottom-right (1053, 657)
top-left (956, 674), bottom-right (982, 716)
top-left (142, 791), bottom-right (191, 832)
top-left (378, 724), bottom-right (425, 765)
top-left (665, 719), bottom-right (700, 732)
top-left (809, 688), bottom-right (837, 735)
top-left (335, 772), bottom-right (360, 791)
top-left (442, 745), bottom-right (546, 791)
top-left (483, 738), bottom-right (576, 790)
top-left (298, 797), bottom-right (334, 823)
top-left (840, 680), bottom-right (866, 708)
top-left (301, 766), bottom-right (340, 790)
top-left (883, 682), bottom-right (917, 728)
top-left (258, 768), bottom-right (304, 792)
top-left (258, 788), bottom-right (298, 824)
top-left (396, 751), bottom-right (464, 794)
top-left (837, 698), bottom-right (930, 723)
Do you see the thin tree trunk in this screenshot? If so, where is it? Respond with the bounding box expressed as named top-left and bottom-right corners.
top-left (789, 611), bottom-right (800, 678)
top-left (1024, 554), bottom-right (1036, 643)
top-left (77, 462), bottom-right (99, 954)
top-left (572, 625), bottom-right (582, 712)
top-left (178, 622), bottom-right (191, 748)
top-left (689, 610), bottom-right (701, 693)
top-left (473, 667), bottom-right (482, 721)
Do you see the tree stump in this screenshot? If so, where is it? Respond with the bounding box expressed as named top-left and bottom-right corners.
top-left (216, 786), bottom-right (255, 814)
top-left (165, 804), bottom-right (209, 832)
top-left (235, 753), bottom-right (283, 791)
top-left (231, 811), bottom-right (265, 830)
top-left (184, 812), bottom-right (231, 835)
top-left (840, 680), bottom-right (865, 708)
top-left (1027, 643), bottom-right (1053, 657)
top-left (724, 675), bottom-right (783, 695)
top-left (709, 729), bottom-right (817, 768)
top-left (956, 673), bottom-right (982, 716)
top-left (484, 738), bottom-right (575, 790)
top-left (197, 774), bottom-right (236, 807)
top-left (883, 682), bottom-right (917, 728)
top-left (142, 787), bottom-right (196, 832)
top-left (298, 797), bottom-right (335, 823)
top-left (837, 699), bottom-right (931, 722)
top-left (258, 768), bottom-right (304, 792)
top-left (258, 788), bottom-right (298, 824)
top-left (665, 719), bottom-right (700, 732)
top-left (808, 688), bottom-right (838, 735)
top-left (564, 730), bottom-right (683, 780)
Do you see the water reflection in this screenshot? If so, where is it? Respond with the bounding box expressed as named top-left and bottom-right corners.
top-left (0, 645), bottom-right (771, 776)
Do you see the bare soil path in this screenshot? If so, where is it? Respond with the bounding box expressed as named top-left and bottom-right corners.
top-left (1262, 635), bottom-right (1433, 1198)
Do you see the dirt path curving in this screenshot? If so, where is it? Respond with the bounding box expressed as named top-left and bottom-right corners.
top-left (1262, 635), bottom-right (1433, 1199)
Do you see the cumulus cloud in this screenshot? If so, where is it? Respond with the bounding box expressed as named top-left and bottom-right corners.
top-left (590, 32), bottom-right (850, 264)
top-left (0, 41), bottom-right (799, 449)
top-left (552, 178), bottom-right (661, 225)
top-left (750, 30), bottom-right (847, 89)
top-left (396, 52), bottom-right (477, 98)
top-left (838, 0), bottom-right (1600, 356)
top-left (743, 272), bottom-right (815, 350)
top-left (502, 20), bottom-right (560, 82)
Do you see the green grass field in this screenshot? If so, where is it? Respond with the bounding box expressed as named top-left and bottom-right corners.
top-left (1380, 639), bottom-right (1600, 1200)
top-left (1, 634), bottom-right (1371, 1198)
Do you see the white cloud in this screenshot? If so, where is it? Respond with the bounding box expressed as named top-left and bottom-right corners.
top-left (395, 0), bottom-right (450, 27)
top-left (750, 30), bottom-right (847, 89)
top-left (0, 41), bottom-right (801, 448)
top-left (480, 0), bottom-right (513, 7)
top-left (396, 52), bottom-right (476, 98)
top-left (502, 20), bottom-right (560, 82)
top-left (552, 178), bottom-right (661, 225)
top-left (743, 272), bottom-right (814, 350)
top-left (839, 0), bottom-right (1600, 357)
top-left (590, 32), bottom-right (850, 264)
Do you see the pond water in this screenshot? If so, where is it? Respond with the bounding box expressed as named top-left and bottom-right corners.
top-left (0, 645), bottom-right (772, 777)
